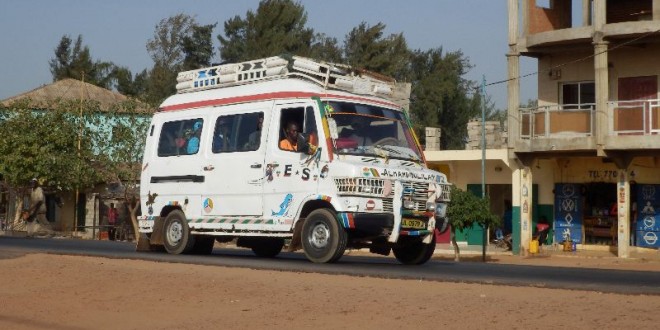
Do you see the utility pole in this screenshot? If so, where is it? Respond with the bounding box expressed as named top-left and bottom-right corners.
top-left (481, 75), bottom-right (487, 262)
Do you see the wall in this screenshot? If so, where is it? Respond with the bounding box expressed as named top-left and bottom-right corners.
top-left (528, 0), bottom-right (572, 34)
top-left (538, 44), bottom-right (660, 106)
top-left (607, 0), bottom-right (653, 23)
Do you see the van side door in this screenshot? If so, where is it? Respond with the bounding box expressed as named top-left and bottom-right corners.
top-left (202, 106), bottom-right (268, 216)
top-left (264, 101), bottom-right (319, 225)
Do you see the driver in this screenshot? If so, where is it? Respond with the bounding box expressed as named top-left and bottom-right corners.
top-left (280, 121), bottom-right (299, 151)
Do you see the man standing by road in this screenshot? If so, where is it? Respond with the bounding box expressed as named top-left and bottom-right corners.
top-left (26, 178), bottom-right (54, 238)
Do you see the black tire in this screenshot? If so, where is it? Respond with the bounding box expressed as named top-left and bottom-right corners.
top-left (191, 235), bottom-right (215, 255)
top-left (251, 238), bottom-right (285, 258)
top-left (162, 210), bottom-right (195, 254)
top-left (301, 208), bottom-right (347, 263)
top-left (392, 234), bottom-right (436, 265)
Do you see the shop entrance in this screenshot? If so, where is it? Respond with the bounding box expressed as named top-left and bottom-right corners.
top-left (583, 183), bottom-right (617, 245)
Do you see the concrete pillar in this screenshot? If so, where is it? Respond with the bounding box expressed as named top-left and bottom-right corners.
top-left (593, 0), bottom-right (608, 154)
top-left (616, 170), bottom-right (630, 257)
top-left (511, 167), bottom-right (522, 255)
top-left (593, 0), bottom-right (606, 30)
top-left (507, 0), bottom-right (521, 153)
top-left (519, 166), bottom-right (533, 255)
top-left (582, 0), bottom-right (591, 26)
top-left (519, 0), bottom-right (527, 37)
top-left (654, 0), bottom-right (660, 20)
top-left (593, 40), bottom-right (609, 155)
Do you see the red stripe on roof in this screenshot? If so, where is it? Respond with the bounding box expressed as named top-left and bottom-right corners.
top-left (159, 91), bottom-right (398, 111)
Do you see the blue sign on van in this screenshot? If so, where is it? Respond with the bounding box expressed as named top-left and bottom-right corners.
top-left (554, 183), bottom-right (583, 243)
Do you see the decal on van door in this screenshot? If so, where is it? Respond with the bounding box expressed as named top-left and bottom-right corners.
top-left (203, 198), bottom-right (214, 213)
top-left (271, 194), bottom-right (293, 216)
top-left (146, 191), bottom-right (158, 215)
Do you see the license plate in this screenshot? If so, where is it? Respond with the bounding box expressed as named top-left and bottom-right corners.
top-left (401, 219), bottom-right (426, 229)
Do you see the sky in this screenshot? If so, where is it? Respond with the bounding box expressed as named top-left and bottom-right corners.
top-left (0, 0), bottom-right (538, 109)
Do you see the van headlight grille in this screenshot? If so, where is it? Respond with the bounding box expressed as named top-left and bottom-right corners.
top-left (334, 177), bottom-right (387, 197)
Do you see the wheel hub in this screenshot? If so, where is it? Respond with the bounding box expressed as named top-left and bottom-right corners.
top-left (309, 222), bottom-right (330, 249)
top-left (167, 222), bottom-right (183, 244)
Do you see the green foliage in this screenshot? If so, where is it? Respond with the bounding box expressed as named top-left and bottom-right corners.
top-left (144, 13), bottom-right (216, 105)
top-left (182, 23), bottom-right (218, 70)
top-left (0, 99), bottom-right (105, 190)
top-left (49, 35), bottom-right (116, 89)
top-left (408, 48), bottom-right (480, 150)
top-left (446, 186), bottom-right (500, 233)
top-left (343, 22), bottom-right (410, 80)
top-left (0, 99), bottom-right (149, 196)
top-left (218, 0), bottom-right (315, 62)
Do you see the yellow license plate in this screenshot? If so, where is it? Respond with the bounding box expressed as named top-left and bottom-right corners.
top-left (401, 219), bottom-right (426, 229)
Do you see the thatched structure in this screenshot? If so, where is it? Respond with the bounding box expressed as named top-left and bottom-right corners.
top-left (1, 78), bottom-right (153, 113)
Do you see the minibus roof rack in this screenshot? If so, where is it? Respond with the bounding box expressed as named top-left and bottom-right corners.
top-left (175, 55), bottom-right (407, 102)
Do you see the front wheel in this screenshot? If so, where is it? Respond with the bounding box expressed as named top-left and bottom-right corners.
top-left (163, 210), bottom-right (195, 254)
top-left (392, 234), bottom-right (436, 265)
top-left (302, 209), bottom-right (347, 263)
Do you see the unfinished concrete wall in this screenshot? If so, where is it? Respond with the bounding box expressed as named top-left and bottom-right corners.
top-left (528, 0), bottom-right (572, 34)
top-left (424, 127), bottom-right (441, 151)
top-left (607, 0), bottom-right (652, 23)
top-left (465, 120), bottom-right (507, 150)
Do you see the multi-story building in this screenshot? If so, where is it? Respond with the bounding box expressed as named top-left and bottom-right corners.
top-left (507, 0), bottom-right (660, 256)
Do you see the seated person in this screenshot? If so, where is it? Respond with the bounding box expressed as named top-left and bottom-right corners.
top-left (244, 114), bottom-right (263, 150)
top-left (213, 119), bottom-right (231, 152)
top-left (186, 121), bottom-right (202, 154)
top-left (341, 121), bottom-right (372, 146)
top-left (280, 121), bottom-right (300, 151)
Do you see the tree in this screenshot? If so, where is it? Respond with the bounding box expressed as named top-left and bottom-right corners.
top-left (218, 0), bottom-right (315, 62)
top-left (145, 14), bottom-right (216, 105)
top-left (102, 100), bottom-right (151, 242)
top-left (0, 99), bottom-right (107, 227)
top-left (343, 22), bottom-right (410, 80)
top-left (409, 48), bottom-right (481, 150)
top-left (446, 186), bottom-right (500, 261)
top-left (182, 23), bottom-right (218, 70)
top-left (49, 35), bottom-right (115, 89)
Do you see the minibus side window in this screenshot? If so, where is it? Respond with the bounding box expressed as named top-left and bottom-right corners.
top-left (157, 118), bottom-right (203, 157)
top-left (212, 112), bottom-right (263, 153)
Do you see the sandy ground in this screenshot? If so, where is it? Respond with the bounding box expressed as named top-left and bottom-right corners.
top-left (1, 248), bottom-right (660, 330)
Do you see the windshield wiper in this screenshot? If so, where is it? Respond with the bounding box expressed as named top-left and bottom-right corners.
top-left (373, 145), bottom-right (421, 163)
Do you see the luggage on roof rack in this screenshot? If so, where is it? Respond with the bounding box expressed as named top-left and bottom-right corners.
top-left (174, 55), bottom-right (409, 104)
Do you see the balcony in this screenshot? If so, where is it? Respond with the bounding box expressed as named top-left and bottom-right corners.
top-left (516, 100), bottom-right (660, 153)
top-left (604, 99), bottom-right (660, 150)
top-left (520, 104), bottom-right (594, 138)
top-left (609, 99), bottom-right (660, 135)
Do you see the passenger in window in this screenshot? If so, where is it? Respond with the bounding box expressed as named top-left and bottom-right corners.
top-left (244, 114), bottom-right (263, 150)
top-left (213, 118), bottom-right (231, 152)
top-left (187, 121), bottom-right (202, 154)
top-left (280, 122), bottom-right (299, 151)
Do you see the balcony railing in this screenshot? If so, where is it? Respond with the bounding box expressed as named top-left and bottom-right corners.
top-left (520, 104), bottom-right (595, 139)
top-left (518, 100), bottom-right (660, 141)
top-left (609, 99), bottom-right (660, 135)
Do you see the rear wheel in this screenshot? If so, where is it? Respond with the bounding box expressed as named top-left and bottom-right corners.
top-left (392, 234), bottom-right (436, 265)
top-left (191, 235), bottom-right (215, 255)
top-left (302, 208), bottom-right (347, 263)
top-left (163, 210), bottom-right (195, 254)
top-left (251, 238), bottom-right (285, 258)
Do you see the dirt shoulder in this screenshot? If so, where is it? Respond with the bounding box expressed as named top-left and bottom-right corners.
top-left (1, 252), bottom-right (659, 330)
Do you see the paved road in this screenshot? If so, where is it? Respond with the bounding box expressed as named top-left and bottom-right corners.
top-left (1, 236), bottom-right (658, 295)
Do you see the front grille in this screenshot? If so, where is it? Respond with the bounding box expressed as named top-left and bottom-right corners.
top-left (335, 177), bottom-right (451, 213)
top-left (334, 177), bottom-right (387, 197)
